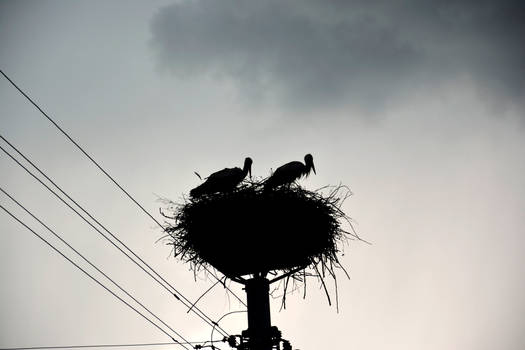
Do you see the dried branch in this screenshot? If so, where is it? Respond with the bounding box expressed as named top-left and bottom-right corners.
top-left (160, 180), bottom-right (366, 309)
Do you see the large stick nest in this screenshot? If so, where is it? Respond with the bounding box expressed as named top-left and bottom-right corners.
top-left (161, 181), bottom-right (362, 284)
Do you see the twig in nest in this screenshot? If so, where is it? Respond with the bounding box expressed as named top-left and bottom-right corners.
top-left (160, 181), bottom-right (367, 310)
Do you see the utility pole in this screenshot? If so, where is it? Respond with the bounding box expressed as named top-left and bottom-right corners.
top-left (244, 276), bottom-right (272, 350)
top-left (227, 271), bottom-right (299, 350)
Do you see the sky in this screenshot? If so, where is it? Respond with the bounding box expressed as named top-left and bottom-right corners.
top-left (1, 1), bottom-right (525, 349)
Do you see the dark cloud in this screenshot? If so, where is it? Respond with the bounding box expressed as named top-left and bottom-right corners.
top-left (150, 0), bottom-right (525, 112)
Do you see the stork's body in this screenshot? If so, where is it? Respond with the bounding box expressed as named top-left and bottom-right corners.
top-left (190, 157), bottom-right (252, 197)
top-left (264, 154), bottom-right (316, 190)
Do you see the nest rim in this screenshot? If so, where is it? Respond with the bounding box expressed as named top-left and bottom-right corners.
top-left (161, 180), bottom-right (360, 281)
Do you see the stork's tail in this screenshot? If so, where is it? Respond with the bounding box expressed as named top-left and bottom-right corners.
top-left (190, 182), bottom-right (208, 198)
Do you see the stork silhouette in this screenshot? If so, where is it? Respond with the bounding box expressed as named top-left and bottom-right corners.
top-left (190, 157), bottom-right (253, 197)
top-left (264, 154), bottom-right (316, 190)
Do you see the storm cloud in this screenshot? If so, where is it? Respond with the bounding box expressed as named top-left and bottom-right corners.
top-left (150, 0), bottom-right (525, 112)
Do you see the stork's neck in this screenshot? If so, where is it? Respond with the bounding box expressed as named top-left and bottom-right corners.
top-left (304, 165), bottom-right (312, 176)
top-left (242, 162), bottom-right (251, 178)
top-left (304, 160), bottom-right (314, 176)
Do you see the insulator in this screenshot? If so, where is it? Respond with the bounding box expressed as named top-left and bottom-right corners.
top-left (228, 335), bottom-right (238, 347)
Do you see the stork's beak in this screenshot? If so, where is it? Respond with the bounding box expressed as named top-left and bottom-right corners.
top-left (311, 162), bottom-right (316, 175)
top-left (249, 167), bottom-right (252, 179)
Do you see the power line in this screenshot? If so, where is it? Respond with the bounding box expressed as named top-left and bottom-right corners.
top-left (0, 69), bottom-right (159, 228)
top-left (0, 186), bottom-right (192, 348)
top-left (0, 69), bottom-right (246, 308)
top-left (0, 203), bottom-right (191, 350)
top-left (0, 343), bottom-right (176, 350)
top-left (0, 138), bottom-right (229, 338)
top-left (0, 340), bottom-right (225, 350)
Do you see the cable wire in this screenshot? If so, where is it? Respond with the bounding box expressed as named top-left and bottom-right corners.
top-left (0, 186), bottom-right (192, 348)
top-left (0, 69), bottom-right (246, 307)
top-left (0, 203), bottom-right (191, 350)
top-left (0, 343), bottom-right (177, 350)
top-left (0, 69), bottom-right (159, 228)
top-left (0, 138), bottom-right (229, 338)
top-left (0, 340), bottom-right (224, 350)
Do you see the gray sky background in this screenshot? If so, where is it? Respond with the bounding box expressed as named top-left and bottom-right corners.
top-left (1, 1), bottom-right (524, 349)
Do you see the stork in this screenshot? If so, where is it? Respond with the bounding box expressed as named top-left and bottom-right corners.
top-left (190, 157), bottom-right (253, 197)
top-left (264, 154), bottom-right (316, 190)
